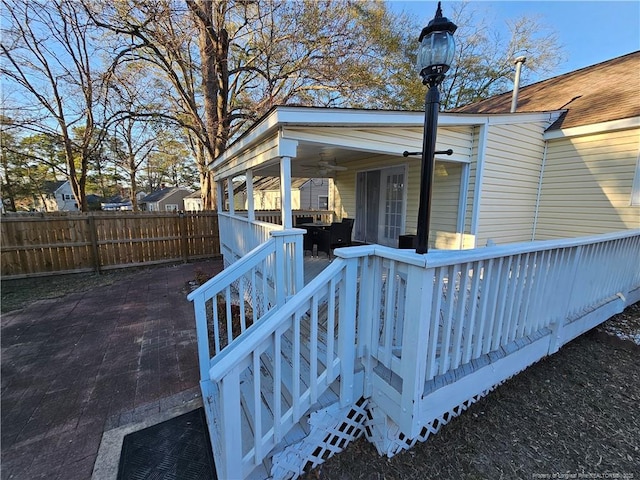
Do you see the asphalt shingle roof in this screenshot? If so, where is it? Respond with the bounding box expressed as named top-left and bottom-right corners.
top-left (140, 187), bottom-right (186, 203)
top-left (451, 51), bottom-right (640, 130)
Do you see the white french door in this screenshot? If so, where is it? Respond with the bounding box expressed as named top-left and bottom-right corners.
top-left (355, 165), bottom-right (406, 247)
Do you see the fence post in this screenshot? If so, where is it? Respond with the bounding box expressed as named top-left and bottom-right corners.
top-left (87, 215), bottom-right (101, 274)
top-left (179, 212), bottom-right (189, 263)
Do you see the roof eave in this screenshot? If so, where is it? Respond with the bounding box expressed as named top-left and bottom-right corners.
top-left (211, 107), bottom-right (561, 173)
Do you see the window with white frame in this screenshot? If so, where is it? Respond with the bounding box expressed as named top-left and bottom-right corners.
top-left (165, 204), bottom-right (178, 212)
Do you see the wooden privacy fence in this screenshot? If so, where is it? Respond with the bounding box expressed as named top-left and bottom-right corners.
top-left (1, 211), bottom-right (220, 279)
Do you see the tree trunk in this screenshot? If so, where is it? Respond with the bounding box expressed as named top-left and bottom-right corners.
top-left (130, 168), bottom-right (138, 211)
top-left (187, 0), bottom-right (230, 211)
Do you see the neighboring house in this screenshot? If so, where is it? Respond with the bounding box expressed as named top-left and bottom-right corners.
top-left (139, 186), bottom-right (192, 212)
top-left (183, 179), bottom-right (331, 212)
top-left (213, 51), bottom-right (639, 249)
top-left (299, 178), bottom-right (330, 210)
top-left (36, 180), bottom-right (78, 212)
top-left (237, 177), bottom-right (329, 210)
top-left (54, 181), bottom-right (79, 211)
top-left (136, 191), bottom-right (148, 204)
top-left (184, 190), bottom-right (203, 211)
top-left (101, 198), bottom-right (133, 211)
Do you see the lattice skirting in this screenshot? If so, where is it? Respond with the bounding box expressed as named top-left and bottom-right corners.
top-left (270, 398), bottom-right (369, 480)
top-left (364, 379), bottom-right (510, 458)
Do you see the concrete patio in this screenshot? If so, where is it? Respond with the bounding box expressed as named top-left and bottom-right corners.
top-left (1, 259), bottom-right (223, 480)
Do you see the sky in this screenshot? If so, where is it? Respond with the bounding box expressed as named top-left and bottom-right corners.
top-left (390, 0), bottom-right (640, 78)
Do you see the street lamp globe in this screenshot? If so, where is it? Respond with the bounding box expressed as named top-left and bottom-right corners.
top-left (417, 2), bottom-right (457, 85)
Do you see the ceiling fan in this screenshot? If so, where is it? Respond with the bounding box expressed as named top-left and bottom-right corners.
top-left (302, 159), bottom-right (348, 177)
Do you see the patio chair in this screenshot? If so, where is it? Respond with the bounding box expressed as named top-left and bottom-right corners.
top-left (302, 226), bottom-right (319, 255)
top-left (316, 221), bottom-right (354, 258)
top-left (341, 217), bottom-right (355, 230)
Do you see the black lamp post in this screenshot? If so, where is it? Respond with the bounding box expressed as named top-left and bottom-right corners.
top-left (415, 2), bottom-right (457, 254)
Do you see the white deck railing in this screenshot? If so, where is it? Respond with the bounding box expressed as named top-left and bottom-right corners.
top-left (188, 228), bottom-right (304, 382)
top-left (253, 210), bottom-right (334, 226)
top-left (218, 212), bottom-right (281, 263)
top-left (191, 229), bottom-right (640, 479)
top-left (203, 257), bottom-right (358, 479)
top-left (360, 230), bottom-right (640, 435)
top-left (218, 210), bottom-right (333, 264)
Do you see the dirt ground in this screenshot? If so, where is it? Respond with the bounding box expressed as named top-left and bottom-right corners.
top-left (303, 302), bottom-right (640, 480)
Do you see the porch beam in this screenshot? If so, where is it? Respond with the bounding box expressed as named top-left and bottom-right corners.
top-left (216, 181), bottom-right (224, 212)
top-left (280, 156), bottom-right (293, 228)
top-left (470, 122), bottom-right (489, 246)
top-left (457, 162), bottom-right (471, 249)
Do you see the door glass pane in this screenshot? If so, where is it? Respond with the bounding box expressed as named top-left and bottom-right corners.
top-left (384, 172), bottom-right (404, 241)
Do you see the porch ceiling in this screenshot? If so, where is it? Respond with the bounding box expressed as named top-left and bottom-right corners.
top-left (252, 142), bottom-right (386, 179)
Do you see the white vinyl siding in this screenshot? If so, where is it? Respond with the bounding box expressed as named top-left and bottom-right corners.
top-left (430, 162), bottom-right (462, 245)
top-left (534, 128), bottom-right (640, 239)
top-left (476, 122), bottom-right (548, 246)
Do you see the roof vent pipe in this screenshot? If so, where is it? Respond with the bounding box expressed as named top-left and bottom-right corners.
top-left (510, 56), bottom-right (527, 113)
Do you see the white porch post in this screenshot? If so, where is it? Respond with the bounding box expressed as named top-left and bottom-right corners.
top-left (216, 180), bottom-right (224, 212)
top-left (226, 177), bottom-right (235, 214)
top-left (457, 162), bottom-right (470, 249)
top-left (280, 156), bottom-right (292, 228)
top-left (470, 122), bottom-right (488, 247)
top-left (246, 169), bottom-right (255, 222)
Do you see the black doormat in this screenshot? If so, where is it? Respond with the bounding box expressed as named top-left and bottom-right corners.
top-left (117, 407), bottom-right (217, 480)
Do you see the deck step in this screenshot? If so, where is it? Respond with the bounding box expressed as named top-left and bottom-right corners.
top-left (204, 296), bottom-right (345, 480)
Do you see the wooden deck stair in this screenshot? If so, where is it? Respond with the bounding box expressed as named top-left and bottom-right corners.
top-left (202, 300), bottom-right (365, 479)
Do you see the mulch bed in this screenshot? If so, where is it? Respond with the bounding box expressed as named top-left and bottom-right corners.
top-left (303, 303), bottom-right (640, 480)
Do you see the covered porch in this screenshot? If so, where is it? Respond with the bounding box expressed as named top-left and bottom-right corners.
top-left (211, 107), bottom-right (487, 272)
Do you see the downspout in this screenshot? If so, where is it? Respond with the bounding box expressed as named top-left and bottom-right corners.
top-left (510, 56), bottom-right (527, 113)
top-left (532, 141), bottom-right (549, 240)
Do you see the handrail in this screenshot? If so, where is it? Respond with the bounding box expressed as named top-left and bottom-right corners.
top-left (337, 229), bottom-right (640, 269)
top-left (209, 255), bottom-right (359, 478)
top-left (188, 228), bottom-right (304, 384)
top-left (187, 238), bottom-right (276, 302)
top-left (208, 259), bottom-right (347, 382)
top-left (423, 228), bottom-right (640, 268)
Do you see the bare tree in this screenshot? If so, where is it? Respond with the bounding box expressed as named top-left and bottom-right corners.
top-left (385, 2), bottom-right (565, 110)
top-left (86, 0), bottom-right (410, 209)
top-left (105, 64), bottom-right (160, 210)
top-left (86, 0), bottom-right (221, 209)
top-left (1, 0), bottom-right (116, 210)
